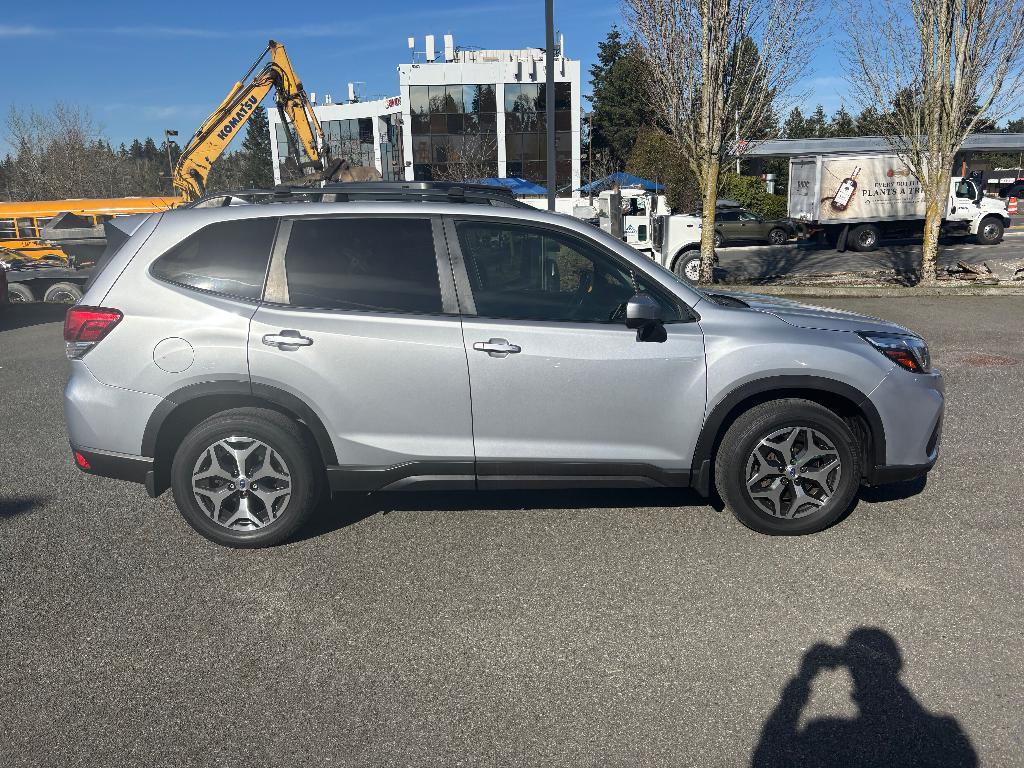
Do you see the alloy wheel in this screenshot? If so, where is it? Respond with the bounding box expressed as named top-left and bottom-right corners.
top-left (744, 426), bottom-right (842, 519)
top-left (191, 436), bottom-right (292, 530)
top-left (683, 257), bottom-right (701, 282)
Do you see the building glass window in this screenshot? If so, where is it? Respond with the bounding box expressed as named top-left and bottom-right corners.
top-left (276, 118), bottom-right (375, 181)
top-left (504, 82), bottom-right (573, 192)
top-left (410, 83), bottom-right (499, 182)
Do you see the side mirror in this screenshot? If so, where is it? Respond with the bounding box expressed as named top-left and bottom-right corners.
top-left (625, 292), bottom-right (666, 342)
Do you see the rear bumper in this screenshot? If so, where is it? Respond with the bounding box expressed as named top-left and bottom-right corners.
top-left (70, 444), bottom-right (152, 487)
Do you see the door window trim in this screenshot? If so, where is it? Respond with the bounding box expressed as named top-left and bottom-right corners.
top-left (442, 214), bottom-right (696, 324)
top-left (262, 212), bottom-right (460, 317)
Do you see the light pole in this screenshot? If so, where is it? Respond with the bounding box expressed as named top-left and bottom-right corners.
top-left (164, 129), bottom-right (179, 189)
top-left (545, 0), bottom-right (556, 211)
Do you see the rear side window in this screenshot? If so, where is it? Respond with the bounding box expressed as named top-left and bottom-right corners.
top-left (284, 217), bottom-right (442, 314)
top-left (151, 218), bottom-right (276, 300)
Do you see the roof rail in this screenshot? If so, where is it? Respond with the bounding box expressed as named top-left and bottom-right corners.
top-left (186, 181), bottom-right (531, 209)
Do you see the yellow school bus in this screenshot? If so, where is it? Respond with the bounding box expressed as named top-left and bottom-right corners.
top-left (0, 196), bottom-right (182, 261)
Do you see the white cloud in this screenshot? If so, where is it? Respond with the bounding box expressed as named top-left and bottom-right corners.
top-left (0, 24), bottom-right (51, 37)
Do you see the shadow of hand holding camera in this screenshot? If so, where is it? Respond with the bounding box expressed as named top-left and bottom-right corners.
top-left (752, 628), bottom-right (977, 768)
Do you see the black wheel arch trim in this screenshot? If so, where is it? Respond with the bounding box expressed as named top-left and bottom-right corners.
top-left (141, 380), bottom-right (338, 493)
top-left (691, 375), bottom-right (886, 493)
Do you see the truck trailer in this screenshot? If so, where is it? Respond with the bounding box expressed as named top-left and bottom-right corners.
top-left (788, 153), bottom-right (1010, 251)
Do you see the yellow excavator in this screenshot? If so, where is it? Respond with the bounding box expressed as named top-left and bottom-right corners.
top-left (173, 39), bottom-right (376, 201)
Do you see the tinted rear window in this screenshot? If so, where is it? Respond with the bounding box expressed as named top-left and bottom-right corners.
top-left (284, 217), bottom-right (442, 314)
top-left (151, 217), bottom-right (277, 300)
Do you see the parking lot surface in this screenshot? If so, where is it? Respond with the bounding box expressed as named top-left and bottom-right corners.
top-left (2, 297), bottom-right (1022, 766)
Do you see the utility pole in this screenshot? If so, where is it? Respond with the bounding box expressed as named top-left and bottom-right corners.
top-left (588, 111), bottom-right (593, 206)
top-left (545, 0), bottom-right (556, 211)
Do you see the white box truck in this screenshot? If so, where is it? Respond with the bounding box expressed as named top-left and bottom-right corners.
top-left (788, 154), bottom-right (1011, 251)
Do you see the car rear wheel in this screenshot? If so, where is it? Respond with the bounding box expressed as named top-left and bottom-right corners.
top-left (713, 232), bottom-right (723, 248)
top-left (849, 224), bottom-right (880, 252)
top-left (171, 407), bottom-right (321, 547)
top-left (768, 228), bottom-right (789, 245)
top-left (715, 399), bottom-right (861, 535)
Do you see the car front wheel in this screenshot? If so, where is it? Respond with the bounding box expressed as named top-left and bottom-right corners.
top-left (171, 407), bottom-right (321, 547)
top-left (768, 228), bottom-right (789, 245)
top-left (714, 399), bottom-right (862, 535)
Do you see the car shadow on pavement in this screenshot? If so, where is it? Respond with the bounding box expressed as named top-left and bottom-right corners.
top-left (0, 302), bottom-right (68, 332)
top-left (296, 488), bottom-right (707, 541)
top-left (858, 476), bottom-right (927, 504)
top-left (751, 627), bottom-right (977, 768)
top-left (0, 496), bottom-right (48, 518)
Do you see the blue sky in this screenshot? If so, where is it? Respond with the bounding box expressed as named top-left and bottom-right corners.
top-left (3, 0), bottom-right (851, 150)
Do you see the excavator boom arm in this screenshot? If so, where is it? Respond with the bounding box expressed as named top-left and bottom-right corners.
top-left (172, 40), bottom-right (329, 201)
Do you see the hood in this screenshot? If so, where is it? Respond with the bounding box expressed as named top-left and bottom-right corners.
top-left (705, 290), bottom-right (915, 335)
top-left (979, 196), bottom-right (1009, 216)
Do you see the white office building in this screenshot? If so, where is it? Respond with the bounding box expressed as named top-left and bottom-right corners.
top-left (268, 33), bottom-right (581, 195)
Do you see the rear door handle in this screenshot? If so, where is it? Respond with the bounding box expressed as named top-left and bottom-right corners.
top-left (262, 330), bottom-right (313, 350)
top-left (473, 338), bottom-right (521, 358)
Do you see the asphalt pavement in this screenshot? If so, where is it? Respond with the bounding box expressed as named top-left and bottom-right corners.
top-left (715, 229), bottom-right (1024, 280)
top-left (1, 298), bottom-right (1022, 766)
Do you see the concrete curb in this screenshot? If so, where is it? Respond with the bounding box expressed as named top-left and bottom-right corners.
top-left (717, 283), bottom-right (1024, 298)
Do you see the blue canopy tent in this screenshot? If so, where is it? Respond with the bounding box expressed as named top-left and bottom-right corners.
top-left (578, 172), bottom-right (665, 194)
top-left (472, 177), bottom-right (548, 196)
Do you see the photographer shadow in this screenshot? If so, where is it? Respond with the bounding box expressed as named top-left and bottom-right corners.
top-left (751, 627), bottom-right (977, 768)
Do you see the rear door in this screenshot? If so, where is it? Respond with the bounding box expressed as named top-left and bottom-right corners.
top-left (446, 217), bottom-right (706, 484)
top-left (788, 158), bottom-right (818, 221)
top-left (248, 215), bottom-right (474, 485)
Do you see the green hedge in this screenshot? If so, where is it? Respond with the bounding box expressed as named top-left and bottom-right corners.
top-left (719, 172), bottom-right (788, 219)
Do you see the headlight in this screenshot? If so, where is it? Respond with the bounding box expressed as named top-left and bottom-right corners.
top-left (859, 332), bottom-right (931, 373)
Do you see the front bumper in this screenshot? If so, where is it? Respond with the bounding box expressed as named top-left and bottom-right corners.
top-left (865, 366), bottom-right (944, 484)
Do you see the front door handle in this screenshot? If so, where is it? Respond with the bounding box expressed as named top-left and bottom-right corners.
top-left (262, 330), bottom-right (313, 350)
top-left (473, 338), bottom-right (521, 358)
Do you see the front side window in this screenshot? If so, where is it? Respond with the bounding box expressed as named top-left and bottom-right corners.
top-left (455, 221), bottom-right (679, 323)
top-left (284, 217), bottom-right (442, 314)
top-left (151, 217), bottom-right (277, 300)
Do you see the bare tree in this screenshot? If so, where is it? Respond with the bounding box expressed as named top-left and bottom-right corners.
top-left (429, 133), bottom-right (500, 183)
top-left (847, 0), bottom-right (1024, 284)
top-left (626, 0), bottom-right (820, 281)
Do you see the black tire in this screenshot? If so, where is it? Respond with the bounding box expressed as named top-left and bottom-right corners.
top-left (675, 253), bottom-right (703, 283)
top-left (975, 216), bottom-right (1004, 245)
top-left (849, 224), bottom-right (880, 252)
top-left (714, 399), bottom-right (862, 535)
top-left (767, 228), bottom-right (788, 245)
top-left (43, 281), bottom-right (84, 304)
top-left (170, 407), bottom-right (322, 547)
top-left (6, 283), bottom-right (35, 303)
top-left (713, 232), bottom-right (724, 248)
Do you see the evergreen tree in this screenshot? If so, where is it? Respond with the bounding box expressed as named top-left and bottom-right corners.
top-left (240, 104), bottom-right (273, 188)
top-left (588, 27), bottom-right (656, 171)
top-left (783, 107), bottom-right (808, 138)
top-left (805, 105), bottom-right (829, 137)
top-left (854, 106), bottom-right (885, 135)
top-left (830, 106), bottom-right (857, 137)
top-left (142, 137), bottom-right (160, 162)
top-left (1008, 116), bottom-right (1024, 132)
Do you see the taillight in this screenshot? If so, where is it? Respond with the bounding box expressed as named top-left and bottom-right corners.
top-left (64, 306), bottom-right (122, 359)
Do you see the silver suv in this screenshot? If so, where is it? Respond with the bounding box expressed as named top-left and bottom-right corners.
top-left (64, 183), bottom-right (944, 547)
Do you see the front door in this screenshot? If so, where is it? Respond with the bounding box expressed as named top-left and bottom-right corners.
top-left (248, 215), bottom-right (474, 486)
top-left (446, 217), bottom-right (706, 485)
